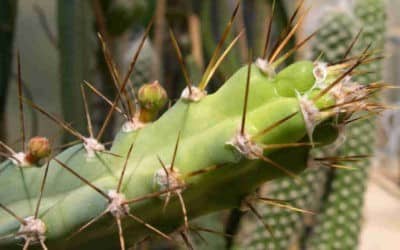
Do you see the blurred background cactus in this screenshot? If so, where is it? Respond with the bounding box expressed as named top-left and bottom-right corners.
top-left (0, 0), bottom-right (17, 141)
top-left (1, 0), bottom-right (399, 249)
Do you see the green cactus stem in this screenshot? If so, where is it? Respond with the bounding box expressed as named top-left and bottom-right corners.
top-left (0, 54), bottom-right (377, 249)
top-left (307, 0), bottom-right (387, 249)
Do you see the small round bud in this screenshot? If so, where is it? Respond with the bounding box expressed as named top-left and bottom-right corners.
top-left (138, 81), bottom-right (168, 111)
top-left (27, 137), bottom-right (51, 161)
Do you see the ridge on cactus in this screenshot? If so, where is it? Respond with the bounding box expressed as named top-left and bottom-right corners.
top-left (0, 2), bottom-right (390, 250)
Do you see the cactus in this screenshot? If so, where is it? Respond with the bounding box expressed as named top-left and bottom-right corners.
top-left (0, 0), bottom-right (17, 141)
top-left (0, 3), bottom-right (386, 250)
top-left (57, 0), bottom-right (95, 142)
top-left (234, 1), bottom-right (387, 249)
top-left (307, 0), bottom-right (386, 249)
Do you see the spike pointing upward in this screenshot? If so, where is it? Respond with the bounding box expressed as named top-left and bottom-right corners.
top-left (262, 0), bottom-right (276, 59)
top-left (198, 0), bottom-right (241, 90)
top-left (169, 28), bottom-right (193, 95)
top-left (241, 51), bottom-right (252, 135)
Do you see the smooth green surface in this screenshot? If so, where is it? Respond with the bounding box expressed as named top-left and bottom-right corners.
top-left (0, 61), bottom-right (337, 249)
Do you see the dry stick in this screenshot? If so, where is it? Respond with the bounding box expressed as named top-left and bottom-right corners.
top-left (269, 7), bottom-right (309, 63)
top-left (40, 239), bottom-right (48, 250)
top-left (80, 85), bottom-right (94, 138)
top-left (22, 239), bottom-right (31, 250)
top-left (361, 55), bottom-right (385, 65)
top-left (97, 33), bottom-right (132, 119)
top-left (177, 191), bottom-right (189, 230)
top-left (315, 155), bottom-right (370, 161)
top-left (23, 98), bottom-right (85, 141)
top-left (0, 141), bottom-right (15, 155)
top-left (201, 30), bottom-right (245, 90)
top-left (353, 69), bottom-right (375, 77)
top-left (34, 161), bottom-right (50, 219)
top-left (198, 0), bottom-right (241, 89)
top-left (184, 165), bottom-right (223, 178)
top-left (123, 185), bottom-right (186, 205)
top-left (252, 111), bottom-right (298, 140)
top-left (97, 18), bottom-right (154, 141)
top-left (262, 142), bottom-right (314, 150)
top-left (121, 17), bottom-right (154, 91)
top-left (246, 201), bottom-right (274, 238)
top-left (180, 231), bottom-right (194, 250)
top-left (134, 235), bottom-right (151, 249)
top-left (116, 217), bottom-right (125, 250)
top-left (16, 52), bottom-right (25, 150)
top-left (92, 0), bottom-right (134, 120)
top-left (288, 0), bottom-right (306, 28)
top-left (68, 210), bottom-right (108, 240)
top-left (268, 0), bottom-right (305, 58)
top-left (126, 213), bottom-right (172, 240)
top-left (313, 59), bottom-right (366, 102)
top-left (83, 81), bottom-right (126, 117)
top-left (0, 152), bottom-right (14, 160)
top-left (53, 140), bottom-right (81, 152)
top-left (117, 143), bottom-right (134, 193)
top-left (91, 0), bottom-right (109, 43)
top-left (255, 153), bottom-right (301, 183)
top-left (160, 132), bottom-right (181, 209)
top-left (191, 228), bottom-right (208, 245)
top-left (345, 113), bottom-right (376, 125)
top-left (235, 1), bottom-right (248, 61)
top-left (157, 156), bottom-right (171, 210)
top-left (256, 197), bottom-right (314, 214)
top-left (241, 52), bottom-right (252, 135)
top-left (96, 150), bottom-right (122, 158)
top-left (313, 44), bottom-right (373, 102)
top-left (320, 96), bottom-right (370, 112)
top-left (332, 48), bottom-right (381, 66)
top-left (274, 28), bottom-right (319, 66)
top-left (320, 163), bottom-right (356, 170)
top-left (169, 28), bottom-right (193, 94)
top-left (0, 233), bottom-right (17, 241)
top-left (343, 28), bottom-right (364, 60)
top-left (191, 225), bottom-right (233, 238)
top-left (53, 159), bottom-right (111, 201)
top-left (0, 203), bottom-right (26, 225)
top-left (262, 0), bottom-right (276, 59)
top-left (157, 156), bottom-right (170, 188)
top-left (170, 132), bottom-right (181, 171)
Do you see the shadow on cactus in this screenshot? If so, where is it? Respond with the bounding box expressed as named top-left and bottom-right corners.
top-left (0, 2), bottom-right (390, 250)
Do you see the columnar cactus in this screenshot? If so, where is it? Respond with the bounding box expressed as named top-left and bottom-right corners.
top-left (233, 6), bottom-right (356, 250)
top-left (0, 0), bottom-right (17, 140)
top-left (0, 3), bottom-right (386, 250)
top-left (307, 0), bottom-right (386, 249)
top-left (234, 1), bottom-right (387, 249)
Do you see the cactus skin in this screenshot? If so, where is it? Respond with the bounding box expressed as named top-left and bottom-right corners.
top-left (306, 1), bottom-right (386, 249)
top-left (0, 58), bottom-right (350, 249)
top-left (234, 1), bottom-right (386, 248)
top-left (233, 9), bottom-right (358, 250)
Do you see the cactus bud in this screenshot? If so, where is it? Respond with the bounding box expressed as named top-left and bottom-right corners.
top-left (138, 81), bottom-right (168, 112)
top-left (26, 137), bottom-right (51, 165)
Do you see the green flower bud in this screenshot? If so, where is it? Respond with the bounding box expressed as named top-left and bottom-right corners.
top-left (138, 81), bottom-right (168, 112)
